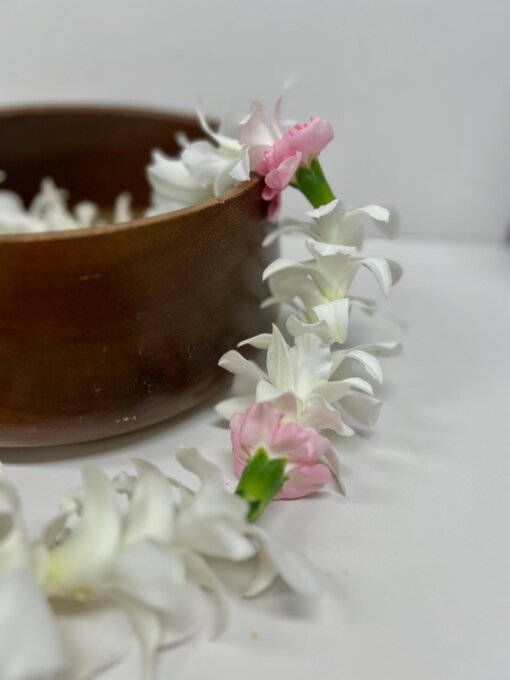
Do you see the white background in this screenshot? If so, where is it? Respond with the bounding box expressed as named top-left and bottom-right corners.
top-left (1, 3), bottom-right (510, 677)
top-left (0, 0), bottom-right (508, 240)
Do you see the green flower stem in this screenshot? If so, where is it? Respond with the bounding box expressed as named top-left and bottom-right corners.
top-left (290, 156), bottom-right (335, 208)
top-left (235, 446), bottom-right (288, 522)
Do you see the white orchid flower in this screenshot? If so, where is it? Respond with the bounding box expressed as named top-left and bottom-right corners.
top-left (39, 460), bottom-right (202, 680)
top-left (171, 448), bottom-right (255, 561)
top-left (263, 197), bottom-right (399, 249)
top-left (169, 448), bottom-right (319, 602)
top-left (30, 178), bottom-right (99, 231)
top-left (0, 178), bottom-right (99, 234)
top-left (145, 149), bottom-right (214, 216)
top-left (238, 99), bottom-right (282, 167)
top-left (216, 324), bottom-right (380, 435)
top-left (181, 97), bottom-right (286, 195)
top-left (0, 464), bottom-right (67, 680)
top-left (262, 239), bottom-right (401, 345)
top-left (180, 107), bottom-right (252, 196)
top-left (331, 340), bottom-right (402, 429)
top-left (0, 190), bottom-right (47, 233)
top-left (147, 99), bottom-right (283, 213)
top-left (113, 191), bottom-right (133, 223)
top-left (0, 452), bottom-right (319, 680)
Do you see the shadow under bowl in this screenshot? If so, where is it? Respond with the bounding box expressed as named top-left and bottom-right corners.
top-left (0, 105), bottom-right (275, 447)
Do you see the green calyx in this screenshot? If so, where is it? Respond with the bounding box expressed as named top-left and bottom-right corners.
top-left (290, 156), bottom-right (335, 208)
top-left (235, 446), bottom-right (288, 522)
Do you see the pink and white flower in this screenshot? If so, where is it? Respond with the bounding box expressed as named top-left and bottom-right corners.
top-left (256, 117), bottom-right (334, 219)
top-left (230, 402), bottom-right (335, 499)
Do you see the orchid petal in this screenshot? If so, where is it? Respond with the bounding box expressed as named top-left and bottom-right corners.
top-left (146, 151), bottom-right (213, 214)
top-left (182, 141), bottom-right (234, 190)
top-left (355, 257), bottom-right (393, 297)
top-left (107, 539), bottom-right (185, 613)
top-left (0, 569), bottom-right (66, 680)
top-left (160, 580), bottom-right (207, 648)
top-left (56, 601), bottom-right (132, 680)
top-left (0, 468), bottom-right (31, 576)
top-left (230, 147), bottom-right (251, 182)
top-left (305, 239), bottom-right (357, 259)
top-left (286, 315), bottom-right (333, 344)
top-left (180, 551), bottom-right (228, 639)
top-left (352, 204), bottom-right (399, 239)
top-left (315, 376), bottom-right (374, 404)
top-left (215, 395), bottom-right (256, 420)
top-left (121, 459), bottom-right (174, 548)
top-left (44, 464), bottom-right (121, 596)
top-left (357, 204), bottom-right (390, 222)
top-left (344, 349), bottom-right (384, 383)
top-left (196, 106), bottom-right (240, 150)
top-left (387, 258), bottom-right (403, 285)
top-left (322, 448), bottom-right (347, 496)
top-left (245, 526), bottom-right (319, 598)
top-left (218, 349), bottom-right (265, 383)
top-left (270, 391), bottom-right (300, 421)
top-left (306, 198), bottom-right (343, 221)
top-left (174, 449), bottom-right (255, 561)
top-left (262, 257), bottom-right (305, 282)
top-left (291, 333), bottom-right (334, 398)
top-left (256, 379), bottom-right (285, 404)
top-left (301, 395), bottom-right (353, 436)
top-left (237, 333), bottom-right (272, 350)
top-left (114, 597), bottom-right (162, 680)
top-left (340, 393), bottom-right (382, 429)
top-left (176, 447), bottom-right (224, 487)
top-left (266, 325), bottom-right (294, 392)
top-left (313, 298), bottom-right (351, 344)
top-left (112, 192), bottom-right (132, 224)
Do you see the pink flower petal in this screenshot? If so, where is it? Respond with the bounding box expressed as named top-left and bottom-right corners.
top-left (233, 457), bottom-right (246, 478)
top-left (255, 116), bottom-right (333, 214)
top-left (271, 422), bottom-right (330, 465)
top-left (266, 194), bottom-right (281, 222)
top-left (230, 402), bottom-right (283, 457)
top-left (276, 463), bottom-right (333, 500)
top-left (285, 117), bottom-right (334, 165)
top-left (262, 185), bottom-right (279, 202)
top-left (264, 152), bottom-right (302, 192)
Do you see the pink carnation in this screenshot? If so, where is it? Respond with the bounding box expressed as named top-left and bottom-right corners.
top-left (256, 117), bottom-right (334, 220)
top-left (230, 402), bottom-right (332, 500)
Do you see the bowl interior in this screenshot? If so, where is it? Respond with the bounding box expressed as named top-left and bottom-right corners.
top-left (0, 104), bottom-right (205, 212)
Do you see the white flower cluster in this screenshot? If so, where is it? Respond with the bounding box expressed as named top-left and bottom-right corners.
top-left (146, 101), bottom-right (281, 216)
top-left (0, 177), bottom-right (132, 234)
top-left (0, 452), bottom-right (317, 680)
top-left (216, 168), bottom-right (403, 462)
top-left (0, 97), bottom-right (403, 680)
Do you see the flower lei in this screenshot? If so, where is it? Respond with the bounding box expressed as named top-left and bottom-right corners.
top-left (0, 97), bottom-right (402, 680)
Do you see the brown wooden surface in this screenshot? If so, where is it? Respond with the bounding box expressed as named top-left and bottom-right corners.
top-left (0, 106), bottom-right (274, 447)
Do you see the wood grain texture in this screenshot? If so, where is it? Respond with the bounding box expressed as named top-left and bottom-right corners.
top-left (0, 106), bottom-right (274, 447)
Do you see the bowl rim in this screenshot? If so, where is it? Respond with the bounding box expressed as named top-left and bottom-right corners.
top-left (0, 103), bottom-right (264, 244)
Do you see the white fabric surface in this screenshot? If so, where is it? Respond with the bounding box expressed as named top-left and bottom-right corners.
top-left (3, 236), bottom-right (510, 680)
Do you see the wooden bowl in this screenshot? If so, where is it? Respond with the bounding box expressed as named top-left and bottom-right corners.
top-left (0, 105), bottom-right (274, 447)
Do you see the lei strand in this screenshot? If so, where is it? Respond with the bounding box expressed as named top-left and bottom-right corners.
top-left (0, 96), bottom-right (402, 680)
